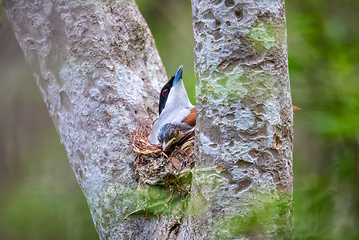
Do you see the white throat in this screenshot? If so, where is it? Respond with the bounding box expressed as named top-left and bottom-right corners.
top-left (148, 79), bottom-right (193, 144)
top-left (165, 80), bottom-right (193, 111)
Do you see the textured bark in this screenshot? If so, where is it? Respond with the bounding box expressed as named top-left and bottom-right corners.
top-left (4, 0), bottom-right (293, 239)
top-left (188, 0), bottom-right (294, 239)
top-left (3, 0), bottom-right (169, 238)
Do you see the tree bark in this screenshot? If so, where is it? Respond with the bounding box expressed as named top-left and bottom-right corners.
top-left (3, 0), bottom-right (170, 238)
top-left (188, 0), bottom-right (293, 239)
top-left (4, 0), bottom-right (293, 239)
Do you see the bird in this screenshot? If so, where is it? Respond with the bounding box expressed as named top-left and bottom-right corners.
top-left (148, 65), bottom-right (196, 150)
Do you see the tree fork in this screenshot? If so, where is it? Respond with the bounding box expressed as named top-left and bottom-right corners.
top-left (4, 0), bottom-right (293, 239)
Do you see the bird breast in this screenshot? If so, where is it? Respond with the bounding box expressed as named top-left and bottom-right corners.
top-left (181, 106), bottom-right (196, 127)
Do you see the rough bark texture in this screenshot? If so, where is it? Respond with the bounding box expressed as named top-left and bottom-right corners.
top-left (188, 0), bottom-right (293, 239)
top-left (4, 0), bottom-right (293, 239)
top-left (3, 0), bottom-right (170, 238)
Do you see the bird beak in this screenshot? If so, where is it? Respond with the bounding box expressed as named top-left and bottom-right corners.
top-left (162, 137), bottom-right (177, 151)
top-left (173, 65), bottom-right (183, 85)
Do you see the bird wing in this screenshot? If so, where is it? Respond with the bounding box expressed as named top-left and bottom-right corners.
top-left (181, 106), bottom-right (196, 127)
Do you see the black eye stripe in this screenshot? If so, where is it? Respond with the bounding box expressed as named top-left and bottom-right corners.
top-left (162, 89), bottom-right (169, 95)
top-left (159, 76), bottom-right (174, 114)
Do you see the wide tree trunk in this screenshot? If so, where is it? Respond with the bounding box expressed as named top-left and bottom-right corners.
top-left (4, 0), bottom-right (293, 239)
top-left (3, 0), bottom-right (169, 238)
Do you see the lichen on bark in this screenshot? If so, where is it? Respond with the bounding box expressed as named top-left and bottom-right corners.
top-left (190, 0), bottom-right (293, 239)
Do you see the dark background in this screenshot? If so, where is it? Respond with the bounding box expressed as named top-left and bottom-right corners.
top-left (1, 0), bottom-right (358, 239)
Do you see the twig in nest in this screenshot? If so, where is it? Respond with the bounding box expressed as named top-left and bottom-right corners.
top-left (131, 117), bottom-right (162, 154)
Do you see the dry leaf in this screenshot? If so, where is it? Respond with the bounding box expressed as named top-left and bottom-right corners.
top-left (171, 157), bottom-right (182, 171)
top-left (275, 135), bottom-right (283, 150)
top-left (292, 105), bottom-right (301, 111)
top-left (167, 162), bottom-right (174, 173)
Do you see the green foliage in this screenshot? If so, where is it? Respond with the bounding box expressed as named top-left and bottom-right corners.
top-left (212, 193), bottom-right (293, 239)
top-left (136, 0), bottom-right (196, 104)
top-left (129, 170), bottom-right (192, 219)
top-left (0, 133), bottom-right (98, 240)
top-left (133, 184), bottom-right (189, 218)
top-left (287, 0), bottom-right (359, 239)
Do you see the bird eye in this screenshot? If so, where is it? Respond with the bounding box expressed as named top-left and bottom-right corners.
top-left (162, 89), bottom-right (169, 95)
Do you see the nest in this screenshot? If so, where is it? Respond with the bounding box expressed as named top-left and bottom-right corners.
top-left (127, 117), bottom-right (196, 219)
top-left (131, 117), bottom-right (195, 187)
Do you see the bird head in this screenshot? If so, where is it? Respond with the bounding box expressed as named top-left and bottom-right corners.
top-left (157, 123), bottom-right (180, 150)
top-left (157, 122), bottom-right (193, 150)
top-left (158, 65), bottom-right (183, 114)
top-left (147, 65), bottom-right (195, 146)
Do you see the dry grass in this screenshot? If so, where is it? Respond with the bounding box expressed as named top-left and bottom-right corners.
top-left (131, 117), bottom-right (195, 186)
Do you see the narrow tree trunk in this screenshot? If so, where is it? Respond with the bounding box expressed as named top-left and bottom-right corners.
top-left (4, 0), bottom-right (293, 239)
top-left (187, 0), bottom-right (293, 239)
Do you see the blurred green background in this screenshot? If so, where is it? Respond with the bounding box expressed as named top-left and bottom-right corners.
top-left (1, 0), bottom-right (358, 239)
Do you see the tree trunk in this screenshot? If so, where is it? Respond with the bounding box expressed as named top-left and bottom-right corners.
top-left (3, 0), bottom-right (169, 238)
top-left (4, 0), bottom-right (293, 239)
top-left (188, 0), bottom-right (293, 239)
